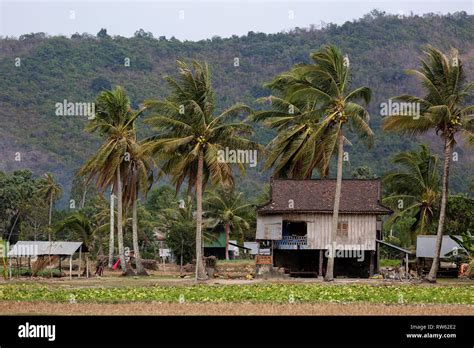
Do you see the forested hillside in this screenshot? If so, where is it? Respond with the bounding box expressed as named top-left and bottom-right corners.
top-left (1, 11), bottom-right (473, 202)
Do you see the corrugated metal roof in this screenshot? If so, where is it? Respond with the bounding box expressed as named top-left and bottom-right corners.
top-left (416, 235), bottom-right (466, 258)
top-left (8, 241), bottom-right (84, 257)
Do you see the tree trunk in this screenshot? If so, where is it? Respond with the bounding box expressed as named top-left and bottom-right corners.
top-left (116, 170), bottom-right (127, 275)
top-left (48, 192), bottom-right (53, 226)
top-left (325, 131), bottom-right (344, 281)
top-left (8, 211), bottom-right (20, 242)
top-left (195, 151), bottom-right (207, 281)
top-left (108, 191), bottom-right (115, 269)
top-left (48, 192), bottom-right (53, 278)
top-left (81, 183), bottom-right (87, 208)
top-left (225, 223), bottom-right (230, 260)
top-left (48, 229), bottom-right (53, 278)
top-left (427, 136), bottom-right (452, 282)
top-left (132, 196), bottom-right (147, 275)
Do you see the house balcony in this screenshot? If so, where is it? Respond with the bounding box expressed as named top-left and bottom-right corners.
top-left (274, 235), bottom-right (308, 250)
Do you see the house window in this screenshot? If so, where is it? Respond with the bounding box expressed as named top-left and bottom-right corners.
top-left (283, 221), bottom-right (307, 237)
top-left (337, 221), bottom-right (348, 238)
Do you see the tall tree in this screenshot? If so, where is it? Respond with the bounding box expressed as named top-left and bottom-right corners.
top-left (205, 188), bottom-right (252, 260)
top-left (71, 170), bottom-right (97, 209)
top-left (79, 86), bottom-right (142, 275)
top-left (259, 45), bottom-right (374, 280)
top-left (144, 60), bottom-right (258, 281)
top-left (383, 46), bottom-right (474, 282)
top-left (38, 172), bottom-right (62, 276)
top-left (383, 145), bottom-right (440, 245)
top-left (0, 170), bottom-right (40, 243)
top-left (157, 195), bottom-right (197, 266)
top-left (38, 173), bottom-right (62, 227)
top-left (122, 138), bottom-right (155, 275)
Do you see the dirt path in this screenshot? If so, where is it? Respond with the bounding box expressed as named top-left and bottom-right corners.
top-left (2, 276), bottom-right (471, 289)
top-left (1, 301), bottom-right (472, 315)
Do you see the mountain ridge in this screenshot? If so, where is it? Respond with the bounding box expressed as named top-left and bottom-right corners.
top-left (0, 11), bottom-right (473, 202)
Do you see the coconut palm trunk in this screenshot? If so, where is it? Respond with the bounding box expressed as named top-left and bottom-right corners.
top-left (108, 191), bottom-right (115, 268)
top-left (427, 136), bottom-right (452, 282)
top-left (48, 192), bottom-right (53, 226)
top-left (225, 223), bottom-right (230, 260)
top-left (325, 130), bottom-right (344, 281)
top-left (81, 184), bottom-right (87, 208)
top-left (116, 170), bottom-right (127, 274)
top-left (48, 192), bottom-right (53, 277)
top-left (132, 196), bottom-right (147, 275)
top-left (195, 152), bottom-right (207, 281)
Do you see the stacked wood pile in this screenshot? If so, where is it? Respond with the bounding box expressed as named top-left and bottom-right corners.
top-left (213, 260), bottom-right (255, 279)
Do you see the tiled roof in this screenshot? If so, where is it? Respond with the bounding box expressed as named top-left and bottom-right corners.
top-left (258, 178), bottom-right (392, 215)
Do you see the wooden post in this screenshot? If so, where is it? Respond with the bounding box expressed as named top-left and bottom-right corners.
top-left (319, 250), bottom-right (323, 277)
top-left (69, 256), bottom-right (72, 280)
top-left (405, 253), bottom-right (409, 279)
top-left (78, 246), bottom-right (82, 278)
top-left (86, 254), bottom-right (89, 278)
top-left (8, 257), bottom-right (12, 279)
top-left (376, 242), bottom-right (380, 274)
top-left (180, 240), bottom-right (183, 274)
top-left (162, 244), bottom-right (166, 272)
top-left (271, 241), bottom-right (274, 266)
top-left (369, 251), bottom-right (375, 277)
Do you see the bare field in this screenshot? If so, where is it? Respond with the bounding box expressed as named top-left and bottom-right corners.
top-left (1, 272), bottom-right (472, 316)
top-left (2, 274), bottom-right (472, 289)
top-left (1, 301), bottom-right (473, 316)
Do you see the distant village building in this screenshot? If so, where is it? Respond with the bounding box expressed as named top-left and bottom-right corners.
top-left (416, 235), bottom-right (468, 277)
top-left (256, 179), bottom-right (392, 277)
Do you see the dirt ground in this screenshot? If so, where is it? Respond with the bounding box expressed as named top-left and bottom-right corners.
top-left (0, 301), bottom-right (472, 315)
top-left (2, 275), bottom-right (472, 289)
top-left (3, 263), bottom-right (473, 287)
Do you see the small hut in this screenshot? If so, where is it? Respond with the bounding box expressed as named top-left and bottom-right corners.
top-left (7, 241), bottom-right (89, 279)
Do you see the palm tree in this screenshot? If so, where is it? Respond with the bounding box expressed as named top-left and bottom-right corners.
top-left (79, 86), bottom-right (143, 275)
top-left (38, 172), bottom-right (62, 276)
top-left (258, 45), bottom-right (374, 280)
top-left (122, 139), bottom-right (155, 275)
top-left (252, 95), bottom-right (330, 178)
top-left (56, 209), bottom-right (109, 276)
top-left (383, 46), bottom-right (474, 282)
top-left (144, 60), bottom-right (258, 281)
top-left (38, 173), bottom-right (62, 227)
top-left (383, 145), bottom-right (440, 245)
top-left (206, 188), bottom-right (252, 260)
top-left (91, 196), bottom-right (116, 260)
top-left (55, 212), bottom-right (108, 255)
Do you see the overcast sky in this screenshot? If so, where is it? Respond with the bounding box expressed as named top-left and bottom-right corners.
top-left (0, 0), bottom-right (472, 41)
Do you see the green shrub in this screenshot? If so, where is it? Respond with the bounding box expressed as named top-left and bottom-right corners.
top-left (379, 259), bottom-right (402, 267)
